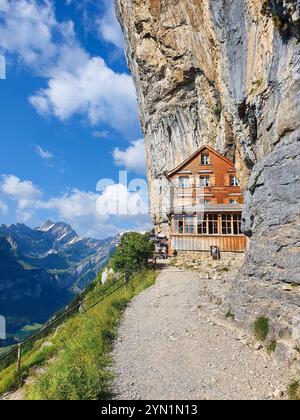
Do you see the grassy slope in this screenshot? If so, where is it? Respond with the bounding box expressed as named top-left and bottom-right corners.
top-left (0, 269), bottom-right (157, 400)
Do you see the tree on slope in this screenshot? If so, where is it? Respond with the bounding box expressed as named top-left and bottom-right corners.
top-left (111, 232), bottom-right (154, 274)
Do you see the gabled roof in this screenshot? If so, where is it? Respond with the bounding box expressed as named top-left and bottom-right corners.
top-left (166, 145), bottom-right (235, 178)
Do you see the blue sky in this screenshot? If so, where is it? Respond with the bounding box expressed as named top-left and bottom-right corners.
top-left (0, 0), bottom-right (152, 238)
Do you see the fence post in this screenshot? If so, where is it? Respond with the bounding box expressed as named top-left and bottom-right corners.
top-left (79, 300), bottom-right (87, 317)
top-left (16, 343), bottom-right (21, 381)
top-left (124, 272), bottom-right (130, 284)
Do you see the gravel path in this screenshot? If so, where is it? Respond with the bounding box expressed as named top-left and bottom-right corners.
top-left (111, 267), bottom-right (289, 400)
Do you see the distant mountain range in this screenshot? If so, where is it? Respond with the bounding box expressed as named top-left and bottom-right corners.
top-left (0, 221), bottom-right (117, 342)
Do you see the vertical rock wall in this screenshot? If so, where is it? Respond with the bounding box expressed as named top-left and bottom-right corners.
top-left (116, 0), bottom-right (300, 352)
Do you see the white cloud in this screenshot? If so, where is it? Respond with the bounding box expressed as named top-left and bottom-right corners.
top-left (97, 1), bottom-right (124, 50)
top-left (37, 188), bottom-right (101, 220)
top-left (29, 56), bottom-right (137, 131)
top-left (92, 130), bottom-right (110, 139)
top-left (0, 0), bottom-right (62, 72)
top-left (0, 200), bottom-right (8, 215)
top-left (113, 139), bottom-right (147, 175)
top-left (0, 0), bottom-right (138, 133)
top-left (0, 174), bottom-right (42, 209)
top-left (35, 184), bottom-right (151, 238)
top-left (96, 183), bottom-right (148, 216)
top-left (35, 145), bottom-right (53, 160)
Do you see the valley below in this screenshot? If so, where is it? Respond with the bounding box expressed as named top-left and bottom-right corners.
top-left (0, 221), bottom-right (117, 346)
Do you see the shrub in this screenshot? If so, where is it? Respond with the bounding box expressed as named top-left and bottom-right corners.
top-left (225, 311), bottom-right (235, 320)
top-left (110, 232), bottom-right (155, 274)
top-left (288, 380), bottom-right (300, 400)
top-left (254, 316), bottom-right (269, 341)
top-left (266, 340), bottom-right (277, 354)
top-left (213, 104), bottom-right (222, 118)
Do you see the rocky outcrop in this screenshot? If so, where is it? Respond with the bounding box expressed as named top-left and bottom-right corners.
top-left (116, 0), bottom-right (300, 358)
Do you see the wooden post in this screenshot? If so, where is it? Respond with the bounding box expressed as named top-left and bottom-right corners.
top-left (16, 342), bottom-right (21, 380)
top-left (124, 272), bottom-right (129, 284)
top-left (79, 300), bottom-right (87, 317)
top-left (123, 272), bottom-right (129, 293)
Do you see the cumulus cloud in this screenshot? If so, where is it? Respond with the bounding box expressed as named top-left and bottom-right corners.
top-left (0, 0), bottom-right (75, 74)
top-left (0, 173), bottom-right (152, 238)
top-left (96, 1), bottom-right (124, 50)
top-left (0, 0), bottom-right (55, 67)
top-left (0, 174), bottom-right (42, 209)
top-left (35, 145), bottom-right (53, 160)
top-left (37, 188), bottom-right (101, 220)
top-left (0, 0), bottom-right (138, 133)
top-left (37, 184), bottom-right (151, 238)
top-left (113, 139), bottom-right (147, 175)
top-left (96, 183), bottom-right (148, 216)
top-left (29, 57), bottom-right (137, 131)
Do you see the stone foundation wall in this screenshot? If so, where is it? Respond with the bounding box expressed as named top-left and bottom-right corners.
top-left (174, 250), bottom-right (244, 262)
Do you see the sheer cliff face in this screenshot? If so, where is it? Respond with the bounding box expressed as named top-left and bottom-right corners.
top-left (116, 2), bottom-right (300, 284)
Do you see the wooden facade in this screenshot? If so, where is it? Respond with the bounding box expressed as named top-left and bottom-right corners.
top-left (167, 145), bottom-right (246, 254)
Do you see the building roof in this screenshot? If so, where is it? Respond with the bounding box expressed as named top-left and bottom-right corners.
top-left (166, 145), bottom-right (235, 178)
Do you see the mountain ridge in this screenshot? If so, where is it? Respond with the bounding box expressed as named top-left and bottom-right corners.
top-left (0, 221), bottom-right (118, 343)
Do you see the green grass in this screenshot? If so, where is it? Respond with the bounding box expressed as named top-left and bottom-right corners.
top-left (266, 340), bottom-right (277, 354)
top-left (288, 380), bottom-right (300, 400)
top-left (254, 317), bottom-right (269, 342)
top-left (0, 346), bottom-right (12, 355)
top-left (213, 104), bottom-right (222, 118)
top-left (11, 269), bottom-right (156, 400)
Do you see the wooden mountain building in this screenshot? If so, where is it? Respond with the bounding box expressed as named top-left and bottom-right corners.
top-left (166, 145), bottom-right (246, 255)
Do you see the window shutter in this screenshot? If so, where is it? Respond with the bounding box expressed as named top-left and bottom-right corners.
top-left (210, 174), bottom-right (216, 186)
top-left (224, 174), bottom-right (230, 187)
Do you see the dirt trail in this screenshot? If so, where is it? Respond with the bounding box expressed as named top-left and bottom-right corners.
top-left (111, 267), bottom-right (289, 400)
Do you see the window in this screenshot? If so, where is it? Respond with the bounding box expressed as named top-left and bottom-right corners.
top-left (197, 213), bottom-right (218, 234)
top-left (229, 199), bottom-right (238, 204)
top-left (221, 213), bottom-right (242, 235)
top-left (184, 215), bottom-right (194, 234)
top-left (222, 214), bottom-right (232, 234)
top-left (233, 213), bottom-right (242, 235)
top-left (230, 176), bottom-right (239, 186)
top-left (179, 176), bottom-right (190, 188)
top-left (208, 214), bottom-right (218, 234)
top-left (197, 214), bottom-right (207, 234)
top-left (204, 199), bottom-right (211, 204)
top-left (174, 215), bottom-right (184, 234)
top-left (201, 153), bottom-right (210, 165)
top-left (200, 175), bottom-right (210, 187)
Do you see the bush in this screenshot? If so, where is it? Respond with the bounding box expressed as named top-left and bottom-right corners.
top-left (254, 317), bottom-right (269, 341)
top-left (213, 104), bottom-right (222, 118)
top-left (266, 340), bottom-right (277, 354)
top-left (110, 232), bottom-right (155, 274)
top-left (288, 380), bottom-right (300, 400)
top-left (225, 311), bottom-right (235, 320)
